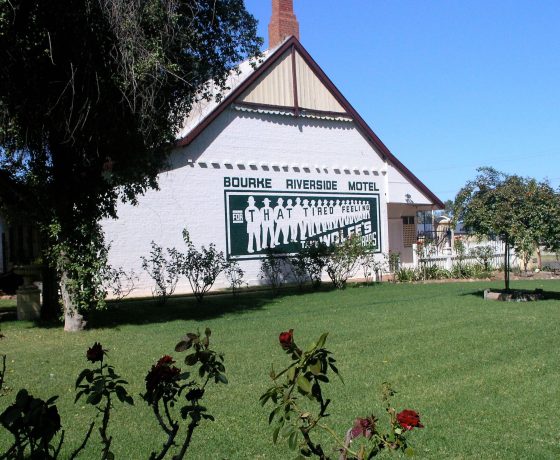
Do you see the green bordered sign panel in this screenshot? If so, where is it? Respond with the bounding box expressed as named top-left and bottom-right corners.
top-left (225, 191), bottom-right (381, 260)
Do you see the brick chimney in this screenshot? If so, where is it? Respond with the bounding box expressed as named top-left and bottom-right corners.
top-left (268, 0), bottom-right (300, 49)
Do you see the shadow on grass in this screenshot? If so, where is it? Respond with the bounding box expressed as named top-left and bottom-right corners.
top-left (461, 289), bottom-right (560, 301)
top-left (89, 284), bottom-right (344, 329)
top-left (26, 284), bottom-right (339, 330)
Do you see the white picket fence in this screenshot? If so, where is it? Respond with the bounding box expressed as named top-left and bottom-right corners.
top-left (408, 239), bottom-right (517, 271)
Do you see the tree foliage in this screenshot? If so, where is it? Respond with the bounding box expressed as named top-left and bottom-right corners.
top-left (454, 167), bottom-right (560, 289)
top-left (0, 0), bottom-right (262, 328)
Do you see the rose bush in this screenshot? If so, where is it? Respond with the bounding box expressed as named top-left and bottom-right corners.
top-left (0, 329), bottom-right (224, 460)
top-left (76, 342), bottom-right (134, 459)
top-left (262, 330), bottom-right (424, 459)
top-left (142, 328), bottom-right (227, 460)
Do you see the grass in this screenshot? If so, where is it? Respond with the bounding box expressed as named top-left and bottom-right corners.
top-left (0, 299), bottom-right (15, 310)
top-left (1, 280), bottom-right (560, 459)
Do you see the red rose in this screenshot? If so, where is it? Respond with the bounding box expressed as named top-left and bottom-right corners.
top-left (157, 355), bottom-right (175, 365)
top-left (396, 409), bottom-right (423, 430)
top-left (145, 355), bottom-right (181, 397)
top-left (86, 342), bottom-right (105, 363)
top-left (350, 416), bottom-right (376, 439)
top-left (279, 329), bottom-right (294, 350)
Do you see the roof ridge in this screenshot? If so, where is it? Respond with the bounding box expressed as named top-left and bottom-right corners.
top-left (176, 37), bottom-right (443, 209)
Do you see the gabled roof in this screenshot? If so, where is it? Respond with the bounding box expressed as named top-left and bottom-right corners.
top-left (176, 37), bottom-right (444, 209)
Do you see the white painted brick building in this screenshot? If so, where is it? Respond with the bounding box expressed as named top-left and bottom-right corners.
top-left (103, 4), bottom-right (442, 297)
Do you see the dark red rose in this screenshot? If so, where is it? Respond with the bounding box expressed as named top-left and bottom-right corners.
top-left (157, 355), bottom-right (175, 366)
top-left (279, 329), bottom-right (294, 350)
top-left (86, 342), bottom-right (105, 363)
top-left (145, 355), bottom-right (181, 396)
top-left (396, 409), bottom-right (423, 431)
top-left (350, 416), bottom-right (376, 439)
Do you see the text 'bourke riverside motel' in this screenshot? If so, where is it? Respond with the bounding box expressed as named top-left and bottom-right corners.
top-left (103, 0), bottom-right (443, 296)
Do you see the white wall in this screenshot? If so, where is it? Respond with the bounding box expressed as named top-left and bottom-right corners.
top-left (387, 163), bottom-right (432, 205)
top-left (103, 109), bottom-right (395, 297)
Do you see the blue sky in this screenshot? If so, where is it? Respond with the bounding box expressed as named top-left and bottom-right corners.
top-left (244, 0), bottom-right (560, 202)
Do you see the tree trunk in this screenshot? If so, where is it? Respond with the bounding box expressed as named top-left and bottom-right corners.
top-left (40, 264), bottom-right (60, 321)
top-left (61, 271), bottom-right (86, 331)
top-left (536, 246), bottom-right (542, 270)
top-left (504, 238), bottom-right (510, 292)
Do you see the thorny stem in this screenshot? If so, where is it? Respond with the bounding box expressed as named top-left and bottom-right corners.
top-left (69, 422), bottom-right (95, 460)
top-left (339, 429), bottom-right (353, 460)
top-left (53, 430), bottom-right (65, 458)
top-left (172, 370), bottom-right (215, 460)
top-left (162, 399), bottom-right (175, 433)
top-left (316, 420), bottom-right (358, 459)
top-left (290, 400), bottom-right (328, 458)
top-left (300, 428), bottom-right (328, 460)
top-left (149, 400), bottom-right (180, 460)
top-left (291, 400), bottom-right (359, 460)
top-left (0, 354), bottom-right (6, 392)
top-left (151, 412), bottom-right (179, 460)
top-left (99, 359), bottom-right (113, 459)
top-left (174, 418), bottom-right (198, 460)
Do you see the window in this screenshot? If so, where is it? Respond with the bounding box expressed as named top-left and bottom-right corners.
top-left (402, 216), bottom-right (416, 247)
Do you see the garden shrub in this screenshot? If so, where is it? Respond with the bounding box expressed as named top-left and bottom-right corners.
top-left (451, 263), bottom-right (473, 279)
top-left (224, 260), bottom-right (246, 296)
top-left (394, 267), bottom-right (420, 282)
top-left (324, 236), bottom-right (364, 289)
top-left (299, 242), bottom-right (329, 289)
top-left (103, 265), bottom-right (139, 303)
top-left (260, 249), bottom-right (289, 294)
top-left (180, 229), bottom-right (228, 302)
top-left (419, 263), bottom-right (451, 280)
top-left (359, 245), bottom-right (386, 283)
top-left (141, 242), bottom-right (182, 304)
top-left (388, 251), bottom-right (401, 273)
top-left (286, 251), bottom-right (312, 289)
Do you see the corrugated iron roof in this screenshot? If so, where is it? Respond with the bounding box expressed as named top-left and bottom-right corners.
top-left (232, 104), bottom-right (353, 122)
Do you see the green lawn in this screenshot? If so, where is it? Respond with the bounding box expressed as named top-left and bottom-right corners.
top-left (1, 281), bottom-right (560, 459)
top-left (0, 299), bottom-right (15, 310)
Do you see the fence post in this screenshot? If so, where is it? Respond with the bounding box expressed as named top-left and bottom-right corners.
top-left (412, 243), bottom-right (418, 268)
top-left (445, 240), bottom-right (453, 270)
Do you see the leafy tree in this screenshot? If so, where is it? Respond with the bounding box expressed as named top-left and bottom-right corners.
top-left (443, 199), bottom-right (454, 217)
top-left (454, 167), bottom-right (560, 290)
top-left (0, 0), bottom-right (261, 330)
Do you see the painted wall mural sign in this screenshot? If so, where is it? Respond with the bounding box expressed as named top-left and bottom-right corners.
top-left (224, 177), bottom-right (381, 259)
